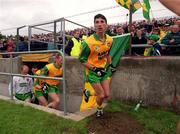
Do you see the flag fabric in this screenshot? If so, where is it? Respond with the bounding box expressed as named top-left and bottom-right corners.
top-left (110, 33), bottom-right (130, 68)
top-left (131, 0), bottom-right (142, 13)
top-left (80, 34), bottom-right (130, 111)
top-left (142, 0), bottom-right (151, 20)
top-left (115, 0), bottom-right (141, 13)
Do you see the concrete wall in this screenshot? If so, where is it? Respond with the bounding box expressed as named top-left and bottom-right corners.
top-left (0, 57), bottom-right (22, 83)
top-left (65, 56), bottom-right (180, 110)
top-left (0, 56), bottom-right (180, 111)
top-left (111, 57), bottom-right (180, 109)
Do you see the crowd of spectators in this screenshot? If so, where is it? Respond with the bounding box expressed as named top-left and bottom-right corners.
top-left (0, 17), bottom-right (180, 56)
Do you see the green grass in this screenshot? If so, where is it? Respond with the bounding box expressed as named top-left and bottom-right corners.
top-left (0, 99), bottom-right (179, 134)
top-left (0, 100), bottom-right (87, 134)
top-left (105, 100), bottom-right (180, 134)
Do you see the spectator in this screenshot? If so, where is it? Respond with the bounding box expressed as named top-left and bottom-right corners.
top-left (65, 30), bottom-right (81, 56)
top-left (162, 25), bottom-right (180, 45)
top-left (17, 36), bottom-right (28, 51)
top-left (151, 27), bottom-right (160, 36)
top-left (175, 20), bottom-right (180, 27)
top-left (132, 29), bottom-right (147, 55)
top-left (81, 29), bottom-right (90, 41)
top-left (132, 29), bottom-right (147, 44)
top-left (6, 38), bottom-right (14, 53)
top-left (160, 24), bottom-right (170, 41)
top-left (161, 25), bottom-right (180, 55)
top-left (115, 26), bottom-right (125, 35)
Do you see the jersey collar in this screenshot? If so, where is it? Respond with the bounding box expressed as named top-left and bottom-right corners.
top-left (53, 63), bottom-right (61, 69)
top-left (93, 33), bottom-right (107, 42)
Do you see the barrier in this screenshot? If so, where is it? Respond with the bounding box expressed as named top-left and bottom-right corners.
top-left (0, 50), bottom-right (68, 114)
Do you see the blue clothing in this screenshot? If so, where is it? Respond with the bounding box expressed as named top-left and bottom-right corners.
top-left (161, 32), bottom-right (180, 45)
top-left (150, 43), bottom-right (162, 56)
top-left (18, 41), bottom-right (28, 51)
top-left (161, 32), bottom-right (180, 55)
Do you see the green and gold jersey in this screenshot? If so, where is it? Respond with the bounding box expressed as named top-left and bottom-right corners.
top-left (79, 33), bottom-right (113, 68)
top-left (41, 63), bottom-right (63, 86)
top-left (33, 70), bottom-right (44, 92)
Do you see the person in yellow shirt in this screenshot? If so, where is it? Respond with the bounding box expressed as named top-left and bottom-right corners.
top-left (65, 30), bottom-right (81, 57)
top-left (160, 24), bottom-right (170, 41)
top-left (79, 14), bottom-right (113, 117)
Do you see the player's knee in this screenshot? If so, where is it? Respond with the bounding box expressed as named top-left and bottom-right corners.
top-left (54, 97), bottom-right (60, 104)
top-left (98, 93), bottom-right (105, 99)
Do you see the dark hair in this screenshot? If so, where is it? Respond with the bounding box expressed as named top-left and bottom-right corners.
top-left (32, 65), bottom-right (38, 69)
top-left (19, 36), bottom-right (24, 41)
top-left (94, 14), bottom-right (107, 24)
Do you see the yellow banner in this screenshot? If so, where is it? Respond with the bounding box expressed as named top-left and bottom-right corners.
top-left (21, 54), bottom-right (52, 62)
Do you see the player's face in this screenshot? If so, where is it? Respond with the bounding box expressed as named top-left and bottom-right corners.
top-left (94, 18), bottom-right (107, 35)
top-left (55, 56), bottom-right (62, 66)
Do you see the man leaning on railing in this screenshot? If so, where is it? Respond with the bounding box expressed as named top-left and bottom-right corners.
top-left (161, 24), bottom-right (180, 55)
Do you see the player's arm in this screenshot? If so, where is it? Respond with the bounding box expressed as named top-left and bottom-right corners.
top-left (33, 77), bottom-right (42, 90)
top-left (107, 55), bottom-right (112, 65)
top-left (41, 66), bottom-right (49, 76)
top-left (33, 71), bottom-right (45, 90)
top-left (79, 41), bottom-right (94, 70)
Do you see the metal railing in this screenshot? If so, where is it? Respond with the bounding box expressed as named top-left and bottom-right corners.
top-left (0, 50), bottom-right (67, 115)
top-left (132, 44), bottom-right (180, 48)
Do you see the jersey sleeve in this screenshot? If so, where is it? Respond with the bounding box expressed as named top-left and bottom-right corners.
top-left (41, 65), bottom-right (49, 76)
top-left (79, 41), bottom-right (90, 63)
top-left (33, 71), bottom-right (41, 86)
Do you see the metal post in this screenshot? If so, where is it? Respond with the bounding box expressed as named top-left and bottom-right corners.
top-left (10, 54), bottom-right (13, 100)
top-left (128, 5), bottom-right (133, 56)
top-left (28, 26), bottom-right (32, 51)
top-left (54, 21), bottom-right (57, 49)
top-left (16, 28), bottom-right (20, 52)
top-left (60, 21), bottom-right (63, 50)
top-left (62, 18), bottom-right (67, 115)
top-left (129, 5), bottom-right (133, 25)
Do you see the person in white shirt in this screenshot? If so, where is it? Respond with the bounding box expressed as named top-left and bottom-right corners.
top-left (9, 65), bottom-right (33, 102)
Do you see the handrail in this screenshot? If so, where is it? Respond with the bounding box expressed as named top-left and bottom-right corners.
top-left (131, 44), bottom-right (180, 48)
top-left (0, 50), bottom-right (62, 55)
top-left (0, 50), bottom-right (67, 115)
top-left (0, 72), bottom-right (63, 80)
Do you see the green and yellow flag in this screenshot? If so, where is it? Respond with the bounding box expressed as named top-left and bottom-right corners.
top-left (142, 0), bottom-right (151, 20)
top-left (115, 0), bottom-right (141, 13)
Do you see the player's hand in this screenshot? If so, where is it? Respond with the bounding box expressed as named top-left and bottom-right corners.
top-left (109, 64), bottom-right (116, 73)
top-left (35, 85), bottom-right (43, 90)
top-left (91, 67), bottom-right (106, 77)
